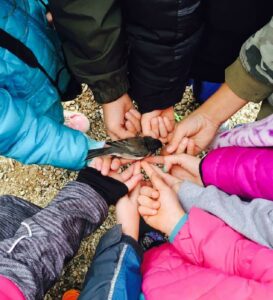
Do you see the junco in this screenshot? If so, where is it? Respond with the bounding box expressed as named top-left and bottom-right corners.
top-left (87, 136), bottom-right (162, 160)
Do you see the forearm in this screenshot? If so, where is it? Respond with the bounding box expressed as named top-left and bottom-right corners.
top-left (193, 83), bottom-right (247, 126)
top-left (178, 181), bottom-right (273, 248)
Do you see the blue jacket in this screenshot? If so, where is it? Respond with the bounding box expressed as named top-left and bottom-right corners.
top-left (79, 225), bottom-right (142, 300)
top-left (0, 0), bottom-right (102, 170)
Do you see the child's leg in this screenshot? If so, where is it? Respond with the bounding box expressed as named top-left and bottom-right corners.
top-left (0, 195), bottom-right (40, 241)
top-left (0, 181), bottom-right (108, 300)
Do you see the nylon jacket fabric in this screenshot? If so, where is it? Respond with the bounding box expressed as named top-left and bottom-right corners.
top-left (142, 207), bottom-right (273, 300)
top-left (0, 0), bottom-right (99, 169)
top-left (79, 225), bottom-right (142, 300)
top-left (49, 0), bottom-right (202, 112)
top-left (201, 147), bottom-right (273, 201)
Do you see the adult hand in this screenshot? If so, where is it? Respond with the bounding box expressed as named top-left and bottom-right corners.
top-left (138, 162), bottom-right (185, 236)
top-left (116, 162), bottom-right (142, 240)
top-left (145, 153), bottom-right (203, 186)
top-left (167, 112), bottom-right (219, 155)
top-left (167, 83), bottom-right (248, 155)
top-left (141, 107), bottom-right (175, 143)
top-left (103, 93), bottom-right (141, 140)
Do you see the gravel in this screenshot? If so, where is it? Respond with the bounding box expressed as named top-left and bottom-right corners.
top-left (0, 85), bottom-right (260, 299)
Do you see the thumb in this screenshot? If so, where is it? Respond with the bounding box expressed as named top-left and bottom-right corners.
top-left (167, 125), bottom-right (186, 154)
top-left (150, 173), bottom-right (168, 192)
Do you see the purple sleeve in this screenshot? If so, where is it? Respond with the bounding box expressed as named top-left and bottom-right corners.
top-left (201, 147), bottom-right (273, 200)
top-left (210, 114), bottom-right (273, 149)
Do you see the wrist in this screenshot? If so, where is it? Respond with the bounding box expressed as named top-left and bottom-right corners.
top-left (196, 83), bottom-right (247, 126)
top-left (169, 214), bottom-right (189, 243)
top-left (165, 209), bottom-right (185, 236)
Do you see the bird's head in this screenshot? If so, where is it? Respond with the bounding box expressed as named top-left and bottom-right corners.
top-left (144, 136), bottom-right (162, 154)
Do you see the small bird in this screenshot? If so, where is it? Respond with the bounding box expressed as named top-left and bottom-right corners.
top-left (87, 136), bottom-right (162, 160)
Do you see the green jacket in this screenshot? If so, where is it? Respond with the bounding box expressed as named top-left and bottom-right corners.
top-left (226, 17), bottom-right (273, 102)
top-left (49, 0), bottom-right (202, 112)
top-left (49, 0), bottom-right (129, 104)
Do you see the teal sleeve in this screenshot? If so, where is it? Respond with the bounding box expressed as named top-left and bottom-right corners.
top-left (169, 214), bottom-right (189, 243)
top-left (0, 89), bottom-right (102, 170)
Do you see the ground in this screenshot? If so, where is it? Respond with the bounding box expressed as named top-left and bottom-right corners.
top-left (0, 86), bottom-right (260, 299)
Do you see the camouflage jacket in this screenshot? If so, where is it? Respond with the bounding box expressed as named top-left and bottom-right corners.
top-left (226, 17), bottom-right (273, 102)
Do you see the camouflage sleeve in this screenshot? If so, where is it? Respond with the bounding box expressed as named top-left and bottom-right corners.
top-left (225, 17), bottom-right (273, 102)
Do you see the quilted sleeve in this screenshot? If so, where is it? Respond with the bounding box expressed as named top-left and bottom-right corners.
top-left (201, 146), bottom-right (273, 200)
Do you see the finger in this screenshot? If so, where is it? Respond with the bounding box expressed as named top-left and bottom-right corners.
top-left (133, 161), bottom-right (141, 175)
top-left (125, 120), bottom-right (137, 134)
top-left (115, 127), bottom-right (136, 139)
top-left (129, 109), bottom-right (141, 120)
top-left (138, 195), bottom-right (160, 209)
top-left (151, 118), bottom-right (159, 138)
top-left (119, 158), bottom-right (134, 165)
top-left (126, 111), bottom-right (141, 132)
top-left (176, 137), bottom-right (189, 154)
top-left (150, 172), bottom-right (169, 191)
top-left (140, 186), bottom-right (159, 199)
top-left (138, 205), bottom-right (158, 216)
top-left (93, 157), bottom-right (102, 171)
top-left (141, 161), bottom-right (155, 179)
top-left (166, 154), bottom-right (201, 176)
top-left (150, 164), bottom-right (180, 188)
top-left (107, 130), bottom-right (119, 141)
top-left (167, 124), bottom-right (186, 153)
top-left (186, 139), bottom-right (195, 156)
top-left (163, 116), bottom-right (174, 132)
top-left (120, 164), bottom-right (135, 181)
top-left (101, 157), bottom-right (112, 176)
top-left (158, 117), bottom-right (168, 138)
top-left (144, 156), bottom-right (165, 165)
top-left (125, 174), bottom-right (143, 191)
top-left (111, 158), bottom-right (121, 171)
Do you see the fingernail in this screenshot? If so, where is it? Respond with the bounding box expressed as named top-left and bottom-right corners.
top-left (163, 165), bottom-right (167, 173)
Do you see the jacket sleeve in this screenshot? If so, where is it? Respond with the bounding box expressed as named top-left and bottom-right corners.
top-left (225, 17), bottom-right (273, 102)
top-left (0, 88), bottom-right (103, 170)
top-left (172, 207), bottom-right (273, 282)
top-left (178, 181), bottom-right (273, 248)
top-left (141, 207), bottom-right (273, 300)
top-left (79, 225), bottom-right (142, 300)
top-left (49, 0), bottom-right (129, 104)
top-left (200, 146), bottom-right (273, 201)
top-left (210, 114), bottom-right (273, 149)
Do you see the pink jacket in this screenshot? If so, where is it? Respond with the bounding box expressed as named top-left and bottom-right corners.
top-left (141, 208), bottom-right (273, 300)
top-left (201, 147), bottom-right (273, 200)
top-left (0, 276), bottom-right (25, 300)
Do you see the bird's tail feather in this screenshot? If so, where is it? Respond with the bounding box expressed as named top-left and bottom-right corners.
top-left (87, 147), bottom-right (113, 160)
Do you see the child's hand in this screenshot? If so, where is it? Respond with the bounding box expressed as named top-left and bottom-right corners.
top-left (145, 153), bottom-right (203, 186)
top-left (141, 107), bottom-right (175, 143)
top-left (116, 162), bottom-right (142, 240)
top-left (89, 156), bottom-right (121, 176)
top-left (138, 162), bottom-right (185, 236)
top-left (103, 94), bottom-right (141, 140)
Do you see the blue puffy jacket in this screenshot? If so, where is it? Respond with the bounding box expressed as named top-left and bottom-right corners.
top-left (0, 0), bottom-right (102, 170)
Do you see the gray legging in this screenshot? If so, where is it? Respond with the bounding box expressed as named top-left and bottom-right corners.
top-left (0, 195), bottom-right (40, 240)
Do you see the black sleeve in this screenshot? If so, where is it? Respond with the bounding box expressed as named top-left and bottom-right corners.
top-left (77, 167), bottom-right (128, 206)
top-left (123, 0), bottom-right (203, 113)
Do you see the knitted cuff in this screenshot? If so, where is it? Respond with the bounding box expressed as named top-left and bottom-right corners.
top-left (77, 167), bottom-right (128, 206)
